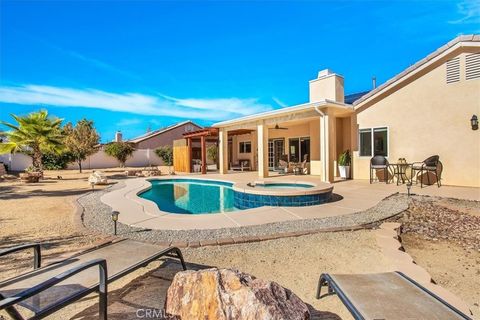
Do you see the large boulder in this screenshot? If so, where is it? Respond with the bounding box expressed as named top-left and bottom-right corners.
top-left (165, 268), bottom-right (310, 320)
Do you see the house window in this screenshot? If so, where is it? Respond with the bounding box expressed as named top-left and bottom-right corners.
top-left (239, 141), bottom-right (251, 153)
top-left (288, 137), bottom-right (310, 162)
top-left (359, 129), bottom-right (372, 157)
top-left (359, 127), bottom-right (388, 157)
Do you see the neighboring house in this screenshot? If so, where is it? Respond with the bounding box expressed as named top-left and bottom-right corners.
top-left (213, 35), bottom-right (480, 187)
top-left (68, 120), bottom-right (202, 170)
top-left (126, 121), bottom-right (202, 149)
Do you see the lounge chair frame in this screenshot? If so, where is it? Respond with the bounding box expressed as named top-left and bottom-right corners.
top-left (316, 271), bottom-right (472, 320)
top-left (0, 241), bottom-right (187, 320)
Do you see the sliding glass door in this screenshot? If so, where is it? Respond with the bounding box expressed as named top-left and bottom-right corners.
top-left (288, 137), bottom-right (310, 163)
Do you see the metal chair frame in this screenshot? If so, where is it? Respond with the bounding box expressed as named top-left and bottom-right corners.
top-left (0, 241), bottom-right (187, 319)
top-left (316, 271), bottom-right (472, 320)
top-left (412, 156), bottom-right (442, 188)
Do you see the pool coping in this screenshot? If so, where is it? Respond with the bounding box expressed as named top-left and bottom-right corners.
top-left (79, 183), bottom-right (410, 247)
top-left (232, 180), bottom-right (333, 196)
top-left (99, 176), bottom-right (391, 231)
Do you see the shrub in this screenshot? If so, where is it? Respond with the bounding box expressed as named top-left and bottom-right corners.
top-left (207, 145), bottom-right (218, 165)
top-left (155, 146), bottom-right (173, 173)
top-left (104, 142), bottom-right (135, 167)
top-left (338, 150), bottom-right (351, 166)
top-left (42, 151), bottom-right (76, 170)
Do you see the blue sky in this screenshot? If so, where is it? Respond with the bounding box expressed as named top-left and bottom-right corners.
top-left (1, 1), bottom-right (479, 142)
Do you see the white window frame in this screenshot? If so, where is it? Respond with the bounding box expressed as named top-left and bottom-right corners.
top-left (358, 126), bottom-right (389, 158)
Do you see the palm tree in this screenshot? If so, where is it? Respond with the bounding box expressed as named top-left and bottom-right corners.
top-left (0, 110), bottom-right (64, 171)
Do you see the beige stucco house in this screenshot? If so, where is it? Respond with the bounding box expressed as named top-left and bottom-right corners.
top-left (213, 35), bottom-right (480, 187)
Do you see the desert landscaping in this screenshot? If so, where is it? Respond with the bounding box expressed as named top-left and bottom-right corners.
top-left (1, 169), bottom-right (479, 319)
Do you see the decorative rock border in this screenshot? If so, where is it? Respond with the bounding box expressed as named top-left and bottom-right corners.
top-left (77, 181), bottom-right (410, 248)
top-left (375, 222), bottom-right (472, 316)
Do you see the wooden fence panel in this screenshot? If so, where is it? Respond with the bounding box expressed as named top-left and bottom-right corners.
top-left (173, 139), bottom-right (190, 173)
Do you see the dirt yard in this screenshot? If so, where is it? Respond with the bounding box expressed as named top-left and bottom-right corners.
top-left (1, 169), bottom-right (479, 319)
top-left (0, 168), bottom-right (160, 281)
top-left (400, 196), bottom-right (480, 319)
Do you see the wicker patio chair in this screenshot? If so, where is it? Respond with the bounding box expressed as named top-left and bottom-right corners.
top-left (370, 155), bottom-right (389, 184)
top-left (412, 155), bottom-right (442, 188)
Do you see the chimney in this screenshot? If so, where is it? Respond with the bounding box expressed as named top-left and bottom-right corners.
top-left (309, 69), bottom-right (344, 103)
top-left (372, 76), bottom-right (377, 89)
top-left (115, 131), bottom-right (123, 142)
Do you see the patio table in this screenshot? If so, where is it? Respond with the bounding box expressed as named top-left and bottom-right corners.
top-left (390, 162), bottom-right (413, 185)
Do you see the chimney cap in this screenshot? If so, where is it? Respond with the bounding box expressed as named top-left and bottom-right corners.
top-left (313, 69), bottom-right (344, 81)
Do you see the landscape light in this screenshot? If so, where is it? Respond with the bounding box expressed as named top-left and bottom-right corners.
top-left (111, 211), bottom-right (120, 235)
top-left (406, 181), bottom-right (412, 197)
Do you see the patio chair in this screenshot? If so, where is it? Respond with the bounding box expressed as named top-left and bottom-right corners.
top-left (370, 155), bottom-right (389, 184)
top-left (316, 272), bottom-right (472, 320)
top-left (231, 159), bottom-right (251, 171)
top-left (0, 239), bottom-right (186, 320)
top-left (294, 154), bottom-right (309, 175)
top-left (412, 155), bottom-right (442, 188)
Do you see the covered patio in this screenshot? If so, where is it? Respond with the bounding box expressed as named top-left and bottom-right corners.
top-left (214, 100), bottom-right (355, 182)
top-left (176, 128), bottom-right (257, 175)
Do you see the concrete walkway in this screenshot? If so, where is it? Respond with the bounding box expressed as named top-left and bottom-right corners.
top-left (100, 172), bottom-right (479, 231)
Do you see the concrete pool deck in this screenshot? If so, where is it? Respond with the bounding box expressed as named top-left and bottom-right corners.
top-left (99, 172), bottom-right (479, 231)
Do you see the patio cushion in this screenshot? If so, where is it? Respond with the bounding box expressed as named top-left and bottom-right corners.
top-left (371, 165), bottom-right (388, 169)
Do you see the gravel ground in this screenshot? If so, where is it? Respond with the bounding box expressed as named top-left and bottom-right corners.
top-left (79, 182), bottom-right (409, 243)
top-left (400, 195), bottom-right (480, 250)
top-left (399, 195), bottom-right (480, 318)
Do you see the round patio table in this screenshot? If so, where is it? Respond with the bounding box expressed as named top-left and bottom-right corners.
top-left (390, 162), bottom-right (413, 185)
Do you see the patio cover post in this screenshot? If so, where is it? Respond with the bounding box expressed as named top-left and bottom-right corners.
top-left (257, 122), bottom-right (269, 178)
top-left (187, 137), bottom-right (192, 173)
top-left (201, 135), bottom-right (207, 174)
top-left (219, 128), bottom-right (228, 174)
top-left (320, 112), bottom-right (330, 182)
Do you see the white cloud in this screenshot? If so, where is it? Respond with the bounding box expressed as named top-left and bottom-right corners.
top-left (272, 96), bottom-right (288, 108)
top-left (0, 84), bottom-right (272, 122)
top-left (117, 118), bottom-right (143, 126)
top-left (161, 95), bottom-right (272, 116)
top-left (449, 0), bottom-right (480, 24)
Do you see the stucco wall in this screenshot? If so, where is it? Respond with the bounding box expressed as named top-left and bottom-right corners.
top-left (0, 153), bottom-right (32, 171)
top-left (67, 149), bottom-right (164, 170)
top-left (353, 52), bottom-right (480, 187)
top-left (134, 123), bottom-right (202, 149)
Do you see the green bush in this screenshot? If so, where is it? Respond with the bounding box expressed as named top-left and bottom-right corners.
top-left (155, 146), bottom-right (173, 166)
top-left (104, 142), bottom-right (135, 167)
top-left (338, 150), bottom-right (351, 166)
top-left (42, 151), bottom-right (75, 170)
top-left (207, 145), bottom-right (218, 164)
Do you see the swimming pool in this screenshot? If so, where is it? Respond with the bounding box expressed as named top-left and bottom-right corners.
top-left (139, 179), bottom-right (236, 214)
top-left (139, 178), bottom-right (333, 214)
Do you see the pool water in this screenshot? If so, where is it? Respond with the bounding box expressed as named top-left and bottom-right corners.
top-left (139, 179), bottom-right (236, 214)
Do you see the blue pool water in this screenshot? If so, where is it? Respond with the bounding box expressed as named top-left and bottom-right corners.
top-left (139, 179), bottom-right (236, 214)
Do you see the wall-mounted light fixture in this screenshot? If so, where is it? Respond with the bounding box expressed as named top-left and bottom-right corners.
top-left (471, 115), bottom-right (478, 131)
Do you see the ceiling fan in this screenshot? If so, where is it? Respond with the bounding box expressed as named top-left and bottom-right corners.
top-left (272, 124), bottom-right (288, 130)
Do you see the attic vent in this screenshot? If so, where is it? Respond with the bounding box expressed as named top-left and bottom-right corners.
top-left (446, 57), bottom-right (460, 83)
top-left (466, 53), bottom-right (480, 80)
